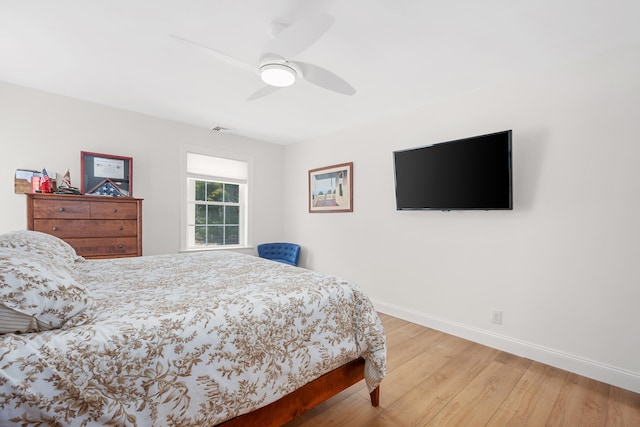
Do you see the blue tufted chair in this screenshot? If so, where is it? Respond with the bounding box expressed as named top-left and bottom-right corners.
top-left (257, 243), bottom-right (301, 267)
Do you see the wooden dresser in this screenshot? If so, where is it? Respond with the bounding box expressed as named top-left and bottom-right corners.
top-left (26, 193), bottom-right (142, 259)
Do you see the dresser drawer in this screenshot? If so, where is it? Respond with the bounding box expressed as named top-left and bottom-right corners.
top-left (32, 199), bottom-right (90, 219)
top-left (65, 237), bottom-right (139, 258)
top-left (90, 201), bottom-right (138, 219)
top-left (33, 219), bottom-right (138, 238)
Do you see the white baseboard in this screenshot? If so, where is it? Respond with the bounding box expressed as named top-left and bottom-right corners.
top-left (372, 299), bottom-right (640, 394)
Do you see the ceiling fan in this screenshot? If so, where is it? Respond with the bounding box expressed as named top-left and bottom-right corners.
top-left (172, 13), bottom-right (356, 101)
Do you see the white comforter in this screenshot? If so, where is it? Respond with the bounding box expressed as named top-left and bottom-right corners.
top-left (0, 251), bottom-right (386, 426)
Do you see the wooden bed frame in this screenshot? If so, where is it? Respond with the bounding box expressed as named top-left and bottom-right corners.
top-left (219, 358), bottom-right (379, 426)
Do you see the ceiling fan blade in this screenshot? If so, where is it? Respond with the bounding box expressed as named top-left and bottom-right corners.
top-left (171, 35), bottom-right (256, 74)
top-left (264, 13), bottom-right (335, 59)
top-left (246, 85), bottom-right (283, 101)
top-left (295, 61), bottom-right (356, 96)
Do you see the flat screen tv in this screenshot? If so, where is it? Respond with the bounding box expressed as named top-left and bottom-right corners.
top-left (393, 130), bottom-right (512, 210)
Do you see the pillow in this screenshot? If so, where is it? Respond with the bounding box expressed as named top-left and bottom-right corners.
top-left (0, 230), bottom-right (83, 269)
top-left (0, 304), bottom-right (54, 334)
top-left (0, 247), bottom-right (95, 334)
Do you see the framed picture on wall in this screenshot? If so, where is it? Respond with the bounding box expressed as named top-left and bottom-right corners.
top-left (81, 151), bottom-right (133, 196)
top-left (308, 162), bottom-right (353, 213)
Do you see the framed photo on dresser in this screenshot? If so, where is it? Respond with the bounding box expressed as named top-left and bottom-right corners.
top-left (81, 151), bottom-right (133, 196)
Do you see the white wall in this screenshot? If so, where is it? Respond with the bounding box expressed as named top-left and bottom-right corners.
top-left (283, 44), bottom-right (640, 392)
top-left (0, 82), bottom-right (285, 255)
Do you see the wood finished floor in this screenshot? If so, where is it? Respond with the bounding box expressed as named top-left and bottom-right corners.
top-left (285, 313), bottom-right (640, 427)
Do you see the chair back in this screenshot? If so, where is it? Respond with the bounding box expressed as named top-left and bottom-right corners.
top-left (257, 243), bottom-right (301, 266)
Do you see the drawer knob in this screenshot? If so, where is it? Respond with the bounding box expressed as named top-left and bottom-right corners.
top-left (118, 244), bottom-right (124, 249)
top-left (52, 226), bottom-right (58, 231)
top-left (59, 207), bottom-right (65, 212)
top-left (113, 208), bottom-right (118, 213)
top-left (119, 226), bottom-right (124, 231)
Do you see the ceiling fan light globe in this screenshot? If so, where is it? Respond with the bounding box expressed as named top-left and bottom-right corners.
top-left (260, 64), bottom-right (296, 87)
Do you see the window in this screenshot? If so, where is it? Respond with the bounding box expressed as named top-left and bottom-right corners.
top-left (185, 152), bottom-right (248, 249)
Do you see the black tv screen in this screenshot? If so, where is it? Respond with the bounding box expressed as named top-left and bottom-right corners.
top-left (393, 130), bottom-right (512, 210)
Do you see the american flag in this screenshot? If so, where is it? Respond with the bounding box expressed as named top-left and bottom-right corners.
top-left (40, 168), bottom-right (51, 192)
top-left (41, 168), bottom-right (50, 185)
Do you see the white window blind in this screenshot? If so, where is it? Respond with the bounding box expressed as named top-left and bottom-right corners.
top-left (187, 153), bottom-right (247, 181)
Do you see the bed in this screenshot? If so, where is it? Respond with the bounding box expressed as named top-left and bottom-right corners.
top-left (0, 230), bottom-right (386, 426)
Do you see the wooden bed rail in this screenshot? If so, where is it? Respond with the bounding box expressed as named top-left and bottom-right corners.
top-left (219, 358), bottom-right (378, 426)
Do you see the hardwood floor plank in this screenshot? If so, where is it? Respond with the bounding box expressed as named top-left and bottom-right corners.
top-left (514, 361), bottom-right (569, 400)
top-left (606, 386), bottom-right (640, 427)
top-left (547, 373), bottom-right (611, 426)
top-left (486, 386), bottom-right (559, 427)
top-left (486, 361), bottom-right (567, 427)
top-left (359, 333), bottom-right (474, 405)
top-left (386, 327), bottom-right (454, 372)
top-left (379, 342), bottom-right (500, 425)
top-left (284, 314), bottom-right (640, 426)
top-left (424, 352), bottom-right (531, 426)
top-left (377, 313), bottom-right (409, 334)
top-left (387, 321), bottom-right (438, 347)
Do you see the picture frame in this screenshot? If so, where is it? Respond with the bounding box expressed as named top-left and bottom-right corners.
top-left (308, 162), bottom-right (353, 213)
top-left (81, 151), bottom-right (133, 196)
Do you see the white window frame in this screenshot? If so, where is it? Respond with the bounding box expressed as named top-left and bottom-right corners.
top-left (180, 145), bottom-right (251, 251)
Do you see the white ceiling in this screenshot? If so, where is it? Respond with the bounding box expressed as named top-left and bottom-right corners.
top-left (1, 0), bottom-right (639, 145)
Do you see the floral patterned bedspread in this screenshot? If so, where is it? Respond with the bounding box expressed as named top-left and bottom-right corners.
top-left (0, 251), bottom-right (386, 426)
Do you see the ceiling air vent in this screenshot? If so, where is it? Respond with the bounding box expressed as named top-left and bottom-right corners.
top-left (211, 125), bottom-right (231, 134)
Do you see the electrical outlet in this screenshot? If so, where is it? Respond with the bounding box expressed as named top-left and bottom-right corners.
top-left (492, 310), bottom-right (503, 325)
